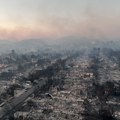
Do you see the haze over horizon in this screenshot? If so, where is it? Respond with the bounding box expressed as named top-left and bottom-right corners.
top-left (0, 0), bottom-right (120, 41)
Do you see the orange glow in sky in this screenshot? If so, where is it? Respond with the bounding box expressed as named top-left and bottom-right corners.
top-left (0, 0), bottom-right (120, 40)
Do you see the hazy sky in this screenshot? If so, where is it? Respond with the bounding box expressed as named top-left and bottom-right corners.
top-left (0, 0), bottom-right (120, 40)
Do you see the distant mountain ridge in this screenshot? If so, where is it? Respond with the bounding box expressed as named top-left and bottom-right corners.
top-left (0, 37), bottom-right (120, 54)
